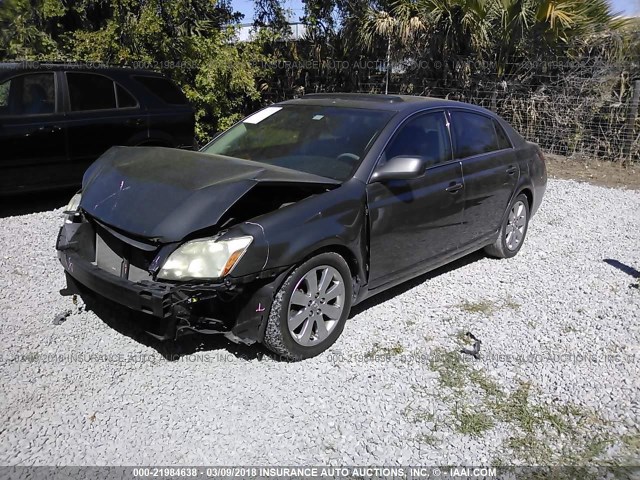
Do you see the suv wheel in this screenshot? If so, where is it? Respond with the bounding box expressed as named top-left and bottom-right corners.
top-left (263, 252), bottom-right (353, 360)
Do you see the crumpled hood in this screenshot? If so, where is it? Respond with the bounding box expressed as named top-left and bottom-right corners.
top-left (80, 146), bottom-right (339, 242)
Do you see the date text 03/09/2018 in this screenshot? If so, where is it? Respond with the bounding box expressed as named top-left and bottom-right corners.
top-left (131, 467), bottom-right (498, 478)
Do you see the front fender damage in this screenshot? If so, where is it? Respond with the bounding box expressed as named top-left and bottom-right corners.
top-left (57, 210), bottom-right (292, 345)
top-left (58, 153), bottom-right (360, 346)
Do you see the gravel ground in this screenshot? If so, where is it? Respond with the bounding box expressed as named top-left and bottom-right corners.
top-left (0, 179), bottom-right (638, 466)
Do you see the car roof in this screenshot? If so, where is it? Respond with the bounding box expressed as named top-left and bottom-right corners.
top-left (0, 62), bottom-right (165, 77)
top-left (279, 93), bottom-right (493, 115)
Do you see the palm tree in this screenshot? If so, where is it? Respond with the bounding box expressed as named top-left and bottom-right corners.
top-left (535, 0), bottom-right (625, 42)
top-left (360, 0), bottom-right (494, 90)
top-left (359, 3), bottom-right (426, 93)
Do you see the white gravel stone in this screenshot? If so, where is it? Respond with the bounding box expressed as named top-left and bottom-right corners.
top-left (0, 179), bottom-right (638, 466)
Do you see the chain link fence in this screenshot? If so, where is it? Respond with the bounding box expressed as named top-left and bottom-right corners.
top-left (397, 85), bottom-right (639, 163)
top-left (350, 62), bottom-right (640, 163)
top-left (268, 55), bottom-right (640, 163)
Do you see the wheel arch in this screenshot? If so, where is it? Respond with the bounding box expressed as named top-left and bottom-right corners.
top-left (495, 184), bottom-right (534, 241)
top-left (293, 244), bottom-right (363, 300)
top-left (128, 129), bottom-right (175, 147)
top-left (518, 187), bottom-right (533, 210)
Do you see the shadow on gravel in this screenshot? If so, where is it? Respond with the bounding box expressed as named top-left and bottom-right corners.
top-left (604, 259), bottom-right (640, 290)
top-left (0, 188), bottom-right (77, 218)
top-left (78, 291), bottom-right (270, 362)
top-left (69, 250), bottom-right (486, 362)
top-left (349, 250), bottom-right (485, 318)
top-left (604, 259), bottom-right (640, 279)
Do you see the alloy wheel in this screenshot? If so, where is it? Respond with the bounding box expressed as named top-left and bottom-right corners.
top-left (287, 265), bottom-right (346, 346)
top-left (505, 200), bottom-right (527, 251)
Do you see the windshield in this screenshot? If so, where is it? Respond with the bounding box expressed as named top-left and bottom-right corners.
top-left (201, 105), bottom-right (394, 181)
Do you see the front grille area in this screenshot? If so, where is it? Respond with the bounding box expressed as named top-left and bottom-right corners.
top-left (93, 222), bottom-right (156, 282)
top-left (95, 233), bottom-right (122, 277)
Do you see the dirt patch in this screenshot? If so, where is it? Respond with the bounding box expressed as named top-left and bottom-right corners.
top-left (544, 153), bottom-right (640, 190)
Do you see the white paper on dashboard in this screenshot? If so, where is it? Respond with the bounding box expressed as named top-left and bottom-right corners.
top-left (243, 106), bottom-right (283, 124)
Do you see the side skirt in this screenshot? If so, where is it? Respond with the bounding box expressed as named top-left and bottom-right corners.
top-left (355, 234), bottom-right (496, 305)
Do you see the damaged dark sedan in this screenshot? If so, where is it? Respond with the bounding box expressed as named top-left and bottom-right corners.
top-left (57, 93), bottom-right (546, 359)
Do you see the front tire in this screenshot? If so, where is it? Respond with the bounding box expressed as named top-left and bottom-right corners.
top-left (263, 252), bottom-right (353, 360)
top-left (484, 193), bottom-right (530, 259)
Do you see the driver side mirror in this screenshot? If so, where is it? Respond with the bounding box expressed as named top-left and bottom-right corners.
top-left (371, 156), bottom-right (426, 182)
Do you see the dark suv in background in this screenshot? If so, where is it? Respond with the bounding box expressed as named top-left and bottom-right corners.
top-left (0, 62), bottom-right (196, 193)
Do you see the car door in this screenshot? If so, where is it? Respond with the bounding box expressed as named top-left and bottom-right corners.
top-left (63, 72), bottom-right (147, 182)
top-left (0, 71), bottom-right (69, 193)
top-left (449, 110), bottom-right (519, 248)
top-left (366, 111), bottom-right (465, 289)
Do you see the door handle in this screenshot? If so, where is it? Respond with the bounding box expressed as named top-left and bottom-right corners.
top-left (126, 118), bottom-right (145, 127)
top-left (446, 183), bottom-right (464, 193)
top-left (506, 166), bottom-right (518, 175)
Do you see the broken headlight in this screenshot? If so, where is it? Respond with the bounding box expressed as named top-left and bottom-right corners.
top-left (65, 192), bottom-right (82, 212)
top-left (157, 236), bottom-right (253, 281)
top-left (62, 192), bottom-right (82, 223)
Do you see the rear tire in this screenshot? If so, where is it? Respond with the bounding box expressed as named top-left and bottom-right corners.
top-left (484, 193), bottom-right (530, 259)
top-left (263, 252), bottom-right (353, 360)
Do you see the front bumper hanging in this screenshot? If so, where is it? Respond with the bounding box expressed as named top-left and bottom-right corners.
top-left (56, 220), bottom-right (283, 343)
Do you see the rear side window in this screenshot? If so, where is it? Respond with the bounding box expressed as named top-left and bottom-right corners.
top-left (384, 111), bottom-right (452, 168)
top-left (116, 84), bottom-right (138, 108)
top-left (67, 73), bottom-right (116, 111)
top-left (494, 120), bottom-right (512, 150)
top-left (0, 81), bottom-right (10, 109)
top-left (134, 76), bottom-right (187, 105)
top-left (451, 111), bottom-right (499, 158)
top-left (0, 73), bottom-right (56, 116)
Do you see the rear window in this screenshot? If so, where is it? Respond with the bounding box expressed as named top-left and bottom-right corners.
top-left (116, 84), bottom-right (138, 108)
top-left (133, 76), bottom-right (187, 105)
top-left (494, 120), bottom-right (513, 150)
top-left (451, 111), bottom-right (499, 158)
top-left (0, 81), bottom-right (10, 109)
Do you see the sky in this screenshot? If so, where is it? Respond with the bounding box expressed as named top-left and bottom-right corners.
top-left (232, 0), bottom-right (305, 24)
top-left (231, 0), bottom-right (640, 24)
top-left (611, 0), bottom-right (640, 15)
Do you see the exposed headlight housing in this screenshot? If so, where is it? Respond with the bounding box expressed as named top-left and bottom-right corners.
top-left (157, 236), bottom-right (253, 281)
top-left (65, 192), bottom-right (82, 213)
top-left (63, 192), bottom-right (82, 223)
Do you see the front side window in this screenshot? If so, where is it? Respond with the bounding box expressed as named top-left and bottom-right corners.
top-left (0, 73), bottom-right (55, 116)
top-left (383, 111), bottom-right (452, 168)
top-left (451, 111), bottom-right (499, 158)
top-left (202, 105), bottom-right (394, 181)
top-left (67, 73), bottom-right (116, 111)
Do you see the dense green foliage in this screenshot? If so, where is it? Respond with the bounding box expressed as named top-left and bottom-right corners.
top-left (0, 0), bottom-right (638, 151)
top-left (0, 0), bottom-right (270, 141)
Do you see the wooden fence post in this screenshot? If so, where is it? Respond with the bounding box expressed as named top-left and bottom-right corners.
top-left (491, 91), bottom-right (497, 112)
top-left (624, 80), bottom-right (640, 162)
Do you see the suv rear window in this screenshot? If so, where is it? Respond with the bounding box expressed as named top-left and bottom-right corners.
top-left (134, 76), bottom-right (187, 105)
top-left (0, 81), bottom-right (10, 109)
top-left (116, 84), bottom-right (138, 108)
